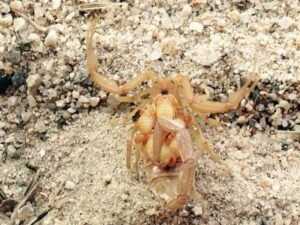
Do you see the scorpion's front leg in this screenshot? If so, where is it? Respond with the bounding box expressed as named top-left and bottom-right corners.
top-left (86, 18), bottom-right (158, 96)
top-left (166, 158), bottom-right (196, 211)
top-left (174, 74), bottom-right (259, 114)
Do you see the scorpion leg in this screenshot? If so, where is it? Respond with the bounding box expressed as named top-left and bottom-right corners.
top-left (173, 74), bottom-right (258, 114)
top-left (87, 18), bottom-right (158, 95)
top-left (190, 75), bottom-right (259, 114)
top-left (166, 159), bottom-right (196, 211)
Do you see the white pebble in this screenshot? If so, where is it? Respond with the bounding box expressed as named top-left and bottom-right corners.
top-left (27, 74), bottom-right (42, 95)
top-left (72, 91), bottom-right (80, 99)
top-left (10, 1), bottom-right (23, 12)
top-left (45, 29), bottom-right (59, 48)
top-left (0, 14), bottom-right (13, 27)
top-left (89, 97), bottom-right (100, 107)
top-left (28, 33), bottom-right (41, 43)
top-left (0, 3), bottom-right (10, 14)
top-left (65, 181), bottom-right (76, 190)
top-left (192, 205), bottom-right (203, 216)
top-left (186, 44), bottom-right (222, 66)
top-left (278, 17), bottom-right (294, 30)
top-left (52, 0), bottom-right (61, 10)
top-left (7, 96), bottom-right (18, 107)
top-left (56, 99), bottom-right (66, 108)
top-left (79, 96), bottom-right (89, 106)
top-left (189, 22), bottom-right (203, 33)
top-left (13, 17), bottom-right (27, 31)
top-left (181, 4), bottom-right (192, 17)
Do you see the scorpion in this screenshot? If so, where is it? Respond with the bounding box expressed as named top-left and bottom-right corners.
top-left (86, 17), bottom-right (258, 211)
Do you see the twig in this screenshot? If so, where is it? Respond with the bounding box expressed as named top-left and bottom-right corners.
top-left (13, 10), bottom-right (48, 33)
top-left (10, 171), bottom-right (40, 225)
top-left (78, 2), bottom-right (125, 12)
top-left (26, 208), bottom-right (52, 225)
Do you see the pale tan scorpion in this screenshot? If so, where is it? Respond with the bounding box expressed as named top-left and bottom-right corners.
top-left (86, 17), bottom-right (258, 211)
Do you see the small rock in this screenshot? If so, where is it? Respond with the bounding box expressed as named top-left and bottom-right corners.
top-left (35, 121), bottom-right (47, 134)
top-left (89, 97), bottom-right (100, 107)
top-left (72, 90), bottom-right (80, 99)
top-left (0, 3), bottom-right (10, 14)
top-left (149, 43), bottom-right (162, 60)
top-left (67, 107), bottom-right (76, 114)
top-left (62, 111), bottom-right (71, 120)
top-left (271, 108), bottom-right (282, 127)
top-left (0, 129), bottom-right (6, 137)
top-left (181, 4), bottom-right (192, 17)
top-left (52, 0), bottom-right (61, 10)
top-left (103, 175), bottom-right (112, 185)
top-left (0, 122), bottom-right (7, 129)
top-left (13, 17), bottom-right (27, 31)
top-left (7, 145), bottom-right (19, 159)
top-left (278, 100), bottom-right (290, 111)
top-left (10, 1), bottom-right (24, 12)
top-left (278, 17), bottom-right (294, 30)
top-left (228, 10), bottom-right (240, 22)
top-left (27, 95), bottom-right (37, 107)
top-left (78, 95), bottom-right (89, 105)
top-left (21, 111), bottom-right (32, 123)
top-left (192, 205), bottom-right (203, 216)
top-left (7, 96), bottom-right (18, 107)
top-left (160, 9), bottom-right (173, 29)
top-left (65, 181), bottom-right (75, 190)
top-left (45, 29), bottom-right (59, 48)
top-left (11, 71), bottom-right (26, 87)
top-left (5, 49), bottom-right (21, 64)
top-left (28, 33), bottom-right (41, 43)
top-left (27, 74), bottom-right (42, 95)
top-left (237, 115), bottom-right (248, 124)
top-left (189, 22), bottom-right (203, 33)
top-left (16, 203), bottom-right (34, 221)
top-left (186, 44), bottom-right (222, 66)
top-left (48, 89), bottom-right (58, 100)
top-left (56, 99), bottom-right (66, 108)
top-left (0, 14), bottom-right (13, 27)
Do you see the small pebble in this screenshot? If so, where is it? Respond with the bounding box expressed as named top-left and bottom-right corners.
top-left (7, 96), bottom-right (18, 107)
top-left (79, 96), bottom-right (89, 105)
top-left (27, 74), bottom-right (42, 95)
top-left (13, 17), bottom-right (27, 31)
top-left (189, 22), bottom-right (203, 33)
top-left (45, 30), bottom-right (59, 48)
top-left (7, 145), bottom-right (19, 159)
top-left (186, 44), bottom-right (222, 66)
top-left (237, 115), bottom-right (248, 125)
top-left (21, 111), bottom-right (32, 123)
top-left (181, 4), bottom-right (192, 17)
top-left (56, 99), bottom-right (66, 108)
top-left (72, 91), bottom-right (80, 99)
top-left (228, 10), bottom-right (240, 22)
top-left (278, 100), bottom-right (290, 111)
top-left (10, 1), bottom-right (24, 12)
top-left (16, 203), bottom-right (34, 221)
top-left (0, 3), bottom-right (10, 14)
top-left (192, 205), bottom-right (203, 216)
top-left (278, 17), bottom-right (294, 30)
top-left (0, 129), bottom-right (6, 137)
top-left (5, 49), bottom-right (21, 64)
top-left (89, 97), bottom-right (100, 107)
top-left (67, 107), bottom-right (76, 114)
top-left (27, 95), bottom-right (37, 108)
top-left (0, 14), bottom-right (13, 27)
top-left (52, 0), bottom-right (61, 10)
top-left (65, 181), bottom-right (76, 190)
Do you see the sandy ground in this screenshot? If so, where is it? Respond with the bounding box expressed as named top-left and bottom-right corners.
top-left (0, 0), bottom-right (300, 225)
